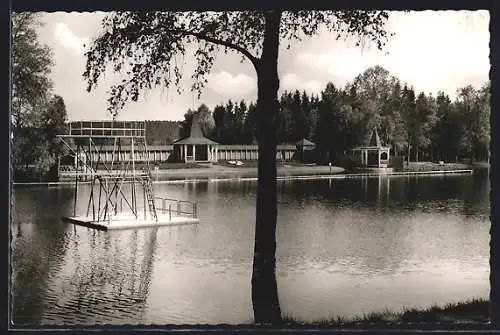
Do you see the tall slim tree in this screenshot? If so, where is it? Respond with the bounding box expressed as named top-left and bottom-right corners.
top-left (476, 82), bottom-right (491, 161)
top-left (84, 10), bottom-right (392, 323)
top-left (179, 108), bottom-right (195, 138)
top-left (233, 100), bottom-right (247, 143)
top-left (400, 85), bottom-right (417, 164)
top-left (242, 102), bottom-right (258, 144)
top-left (11, 13), bottom-right (58, 181)
top-left (300, 90), bottom-right (312, 140)
top-left (413, 92), bottom-right (437, 162)
top-left (278, 91), bottom-right (294, 142)
top-left (11, 12), bottom-right (54, 129)
top-left (316, 82), bottom-right (344, 162)
top-left (455, 85), bottom-right (479, 160)
top-left (307, 94), bottom-right (321, 142)
top-left (35, 95), bottom-right (68, 179)
top-left (213, 104), bottom-right (226, 143)
top-left (196, 103), bottom-right (216, 137)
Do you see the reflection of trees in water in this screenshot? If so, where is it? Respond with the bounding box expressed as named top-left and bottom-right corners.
top-left (204, 174), bottom-right (488, 230)
top-left (46, 227), bottom-right (159, 325)
top-left (11, 187), bottom-right (74, 325)
top-left (279, 176), bottom-right (392, 207)
top-left (208, 180), bottom-right (257, 197)
top-left (277, 206), bottom-right (413, 277)
top-left (276, 173), bottom-right (490, 277)
top-left (461, 169), bottom-right (490, 219)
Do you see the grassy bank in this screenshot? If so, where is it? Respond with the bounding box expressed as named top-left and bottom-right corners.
top-left (214, 160), bottom-right (316, 168)
top-left (154, 164), bottom-right (345, 180)
top-left (402, 162), bottom-right (471, 172)
top-left (283, 298), bottom-right (489, 326)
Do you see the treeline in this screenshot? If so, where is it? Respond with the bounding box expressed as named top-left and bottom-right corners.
top-left (145, 121), bottom-right (181, 145)
top-left (12, 13), bottom-right (68, 181)
top-left (182, 65), bottom-right (490, 163)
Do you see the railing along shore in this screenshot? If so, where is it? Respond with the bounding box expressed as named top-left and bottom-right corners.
top-left (14, 168), bottom-right (474, 187)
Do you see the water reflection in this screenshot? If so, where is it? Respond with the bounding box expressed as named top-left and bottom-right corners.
top-left (11, 187), bottom-right (74, 325)
top-left (11, 171), bottom-right (490, 325)
top-left (40, 227), bottom-right (160, 325)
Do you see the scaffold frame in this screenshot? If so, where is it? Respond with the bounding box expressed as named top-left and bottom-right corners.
top-left (55, 121), bottom-right (165, 226)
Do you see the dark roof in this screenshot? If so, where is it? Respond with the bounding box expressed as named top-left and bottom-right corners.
top-left (173, 114), bottom-right (219, 145)
top-left (174, 136), bottom-right (219, 145)
top-left (296, 138), bottom-right (315, 147)
top-left (369, 128), bottom-right (382, 147)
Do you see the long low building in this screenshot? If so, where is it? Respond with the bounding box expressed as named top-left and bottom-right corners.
top-left (60, 144), bottom-right (297, 165)
top-left (58, 118), bottom-right (310, 177)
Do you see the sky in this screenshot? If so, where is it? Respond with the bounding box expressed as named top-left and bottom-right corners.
top-left (34, 10), bottom-right (490, 122)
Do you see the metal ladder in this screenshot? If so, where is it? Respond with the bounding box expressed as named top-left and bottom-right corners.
top-left (143, 176), bottom-right (158, 221)
top-left (137, 133), bottom-right (158, 222)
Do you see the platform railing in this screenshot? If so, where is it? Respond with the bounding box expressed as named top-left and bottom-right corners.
top-left (97, 200), bottom-right (197, 223)
top-left (67, 121), bottom-right (146, 138)
top-left (154, 197), bottom-right (198, 219)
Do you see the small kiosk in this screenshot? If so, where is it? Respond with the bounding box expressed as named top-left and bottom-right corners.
top-left (352, 128), bottom-right (391, 169)
top-left (295, 138), bottom-right (316, 163)
top-left (173, 115), bottom-right (219, 163)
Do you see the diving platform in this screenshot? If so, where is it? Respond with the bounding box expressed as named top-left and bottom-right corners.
top-left (57, 120), bottom-right (200, 231)
top-left (62, 214), bottom-right (199, 231)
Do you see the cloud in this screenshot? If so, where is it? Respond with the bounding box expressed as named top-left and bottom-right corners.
top-left (294, 11), bottom-right (490, 97)
top-left (381, 13), bottom-right (489, 98)
top-left (207, 71), bottom-right (256, 96)
top-left (296, 50), bottom-right (377, 79)
top-left (280, 73), bottom-right (323, 95)
top-left (54, 22), bottom-right (89, 55)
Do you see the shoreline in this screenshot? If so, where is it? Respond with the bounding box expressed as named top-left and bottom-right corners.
top-left (12, 168), bottom-right (474, 187)
top-left (283, 298), bottom-right (489, 326)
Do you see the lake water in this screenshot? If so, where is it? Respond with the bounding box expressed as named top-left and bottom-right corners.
top-left (11, 169), bottom-right (490, 325)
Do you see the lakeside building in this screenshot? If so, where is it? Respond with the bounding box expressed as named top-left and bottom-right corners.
top-left (295, 138), bottom-right (316, 163)
top-left (57, 117), bottom-right (297, 176)
top-left (172, 117), bottom-right (219, 163)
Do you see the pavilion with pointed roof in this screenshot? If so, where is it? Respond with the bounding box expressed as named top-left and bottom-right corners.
top-left (295, 138), bottom-right (316, 163)
top-left (351, 128), bottom-right (391, 168)
top-left (173, 115), bottom-right (219, 163)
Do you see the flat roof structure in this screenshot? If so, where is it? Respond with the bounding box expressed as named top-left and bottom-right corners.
top-left (61, 120), bottom-right (146, 138)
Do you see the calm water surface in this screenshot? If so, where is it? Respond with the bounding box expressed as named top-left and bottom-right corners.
top-left (11, 170), bottom-right (490, 325)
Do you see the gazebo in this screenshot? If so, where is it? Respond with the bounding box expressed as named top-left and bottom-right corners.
top-left (295, 138), bottom-right (316, 163)
top-left (352, 128), bottom-right (390, 168)
top-left (173, 117), bottom-right (219, 163)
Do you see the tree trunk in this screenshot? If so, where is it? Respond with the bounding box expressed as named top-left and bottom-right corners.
top-left (415, 146), bottom-right (419, 163)
top-left (251, 10), bottom-right (282, 325)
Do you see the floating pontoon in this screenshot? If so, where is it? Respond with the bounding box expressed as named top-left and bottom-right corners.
top-left (57, 120), bottom-right (200, 230)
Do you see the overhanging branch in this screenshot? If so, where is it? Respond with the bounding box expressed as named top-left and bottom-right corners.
top-left (178, 30), bottom-right (260, 68)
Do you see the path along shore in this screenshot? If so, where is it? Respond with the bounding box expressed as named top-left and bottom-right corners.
top-left (13, 163), bottom-right (477, 187)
